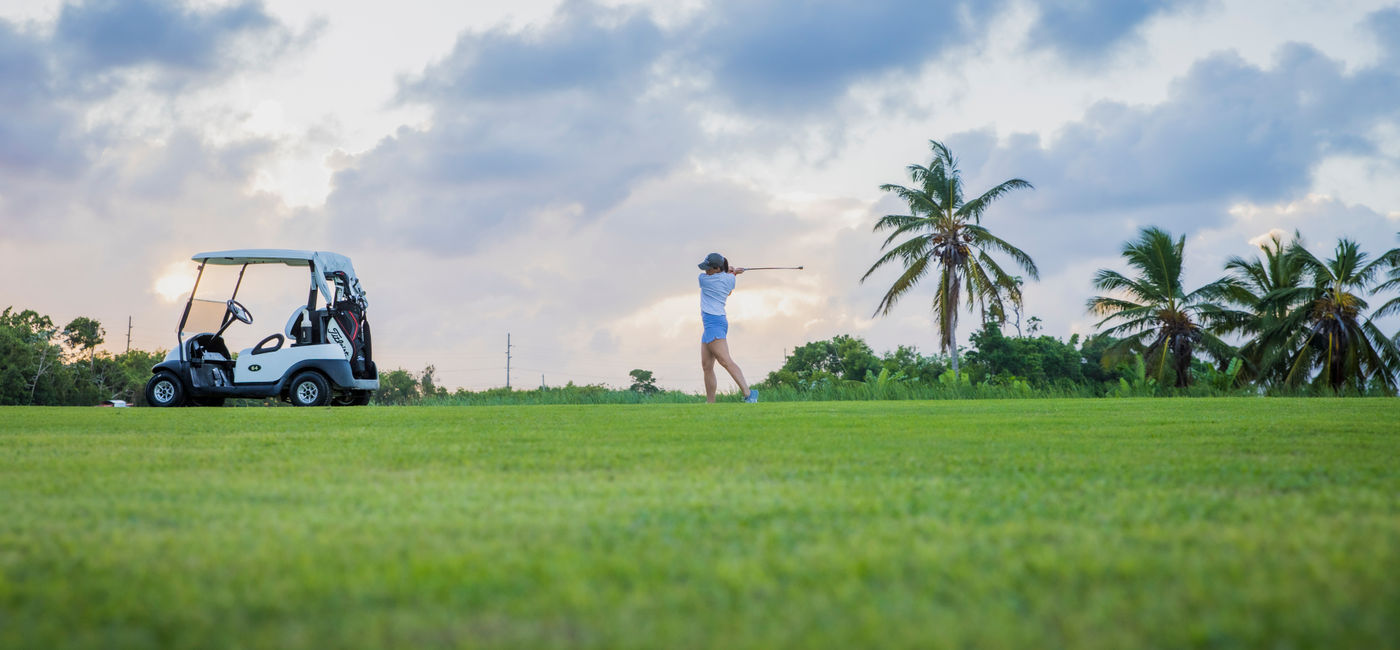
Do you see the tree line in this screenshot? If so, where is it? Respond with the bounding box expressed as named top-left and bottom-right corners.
top-left (860, 140), bottom-right (1400, 395)
top-left (0, 308), bottom-right (163, 405)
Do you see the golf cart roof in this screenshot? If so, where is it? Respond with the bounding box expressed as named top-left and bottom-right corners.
top-left (191, 249), bottom-right (366, 306)
top-left (194, 249), bottom-right (328, 265)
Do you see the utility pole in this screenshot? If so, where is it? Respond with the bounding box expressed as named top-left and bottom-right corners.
top-left (125, 316), bottom-right (132, 354)
top-left (505, 333), bottom-right (512, 389)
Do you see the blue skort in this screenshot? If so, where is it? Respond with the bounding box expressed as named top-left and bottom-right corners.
top-left (701, 312), bottom-right (728, 343)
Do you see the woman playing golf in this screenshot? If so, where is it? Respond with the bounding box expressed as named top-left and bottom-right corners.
top-left (698, 253), bottom-right (757, 403)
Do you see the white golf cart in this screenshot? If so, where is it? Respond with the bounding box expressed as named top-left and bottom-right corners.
top-left (145, 249), bottom-right (378, 407)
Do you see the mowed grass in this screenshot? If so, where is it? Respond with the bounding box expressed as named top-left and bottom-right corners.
top-left (1, 400), bottom-right (1398, 649)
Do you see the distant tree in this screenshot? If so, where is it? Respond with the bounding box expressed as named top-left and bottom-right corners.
top-left (862, 140), bottom-right (1038, 380)
top-left (418, 365), bottom-right (448, 400)
top-left (0, 318), bottom-right (34, 405)
top-left (1268, 237), bottom-right (1400, 392)
top-left (1078, 333), bottom-right (1126, 387)
top-left (965, 322), bottom-right (1084, 387)
top-left (769, 335), bottom-right (882, 386)
top-left (1007, 276), bottom-right (1025, 336)
top-left (878, 344), bottom-right (946, 384)
top-left (628, 369), bottom-right (660, 395)
top-left (1, 307), bottom-right (61, 404)
top-left (62, 317), bottom-right (105, 369)
top-left (1217, 232), bottom-right (1307, 385)
top-left (1087, 227), bottom-right (1236, 388)
top-left (375, 369), bottom-right (421, 405)
top-left (105, 349), bottom-right (166, 405)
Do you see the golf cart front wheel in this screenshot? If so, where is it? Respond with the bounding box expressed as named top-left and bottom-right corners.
top-left (288, 371), bottom-right (331, 407)
top-left (145, 372), bottom-right (184, 407)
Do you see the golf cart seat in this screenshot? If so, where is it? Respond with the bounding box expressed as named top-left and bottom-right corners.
top-left (286, 307), bottom-right (311, 345)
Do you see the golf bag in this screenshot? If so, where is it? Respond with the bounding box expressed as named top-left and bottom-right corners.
top-left (329, 271), bottom-right (375, 379)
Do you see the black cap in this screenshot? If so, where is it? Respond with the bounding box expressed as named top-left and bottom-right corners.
top-left (698, 253), bottom-right (725, 270)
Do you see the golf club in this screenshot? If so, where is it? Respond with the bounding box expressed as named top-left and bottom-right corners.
top-left (742, 266), bottom-right (804, 271)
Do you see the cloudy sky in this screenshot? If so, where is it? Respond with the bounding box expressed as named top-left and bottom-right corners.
top-left (2, 0), bottom-right (1398, 392)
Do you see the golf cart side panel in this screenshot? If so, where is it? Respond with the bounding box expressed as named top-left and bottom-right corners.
top-left (275, 359), bottom-right (377, 391)
top-left (151, 358), bottom-right (374, 398)
top-left (234, 343), bottom-right (347, 383)
top-left (198, 359), bottom-right (367, 397)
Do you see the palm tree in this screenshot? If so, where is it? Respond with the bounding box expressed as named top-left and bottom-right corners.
top-left (1370, 232), bottom-right (1400, 321)
top-left (1087, 227), bottom-right (1236, 388)
top-left (861, 140), bottom-right (1038, 378)
top-left (1266, 238), bottom-right (1400, 392)
top-left (1217, 232), bottom-right (1308, 385)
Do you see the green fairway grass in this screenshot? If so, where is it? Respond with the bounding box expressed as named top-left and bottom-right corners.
top-left (2, 399), bottom-right (1398, 649)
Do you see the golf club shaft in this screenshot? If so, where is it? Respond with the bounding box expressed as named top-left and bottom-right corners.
top-left (742, 266), bottom-right (804, 271)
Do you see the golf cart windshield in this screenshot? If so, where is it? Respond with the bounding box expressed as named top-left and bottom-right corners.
top-left (181, 299), bottom-right (228, 338)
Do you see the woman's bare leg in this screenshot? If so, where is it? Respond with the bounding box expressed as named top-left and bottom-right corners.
top-left (701, 342), bottom-right (718, 403)
top-left (705, 338), bottom-right (750, 399)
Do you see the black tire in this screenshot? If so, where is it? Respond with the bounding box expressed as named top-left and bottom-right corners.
top-left (145, 372), bottom-right (185, 407)
top-left (331, 391), bottom-right (372, 407)
top-left (191, 397), bottom-right (226, 407)
top-left (288, 371), bottom-right (331, 407)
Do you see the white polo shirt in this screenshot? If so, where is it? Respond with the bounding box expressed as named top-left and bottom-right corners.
top-left (698, 272), bottom-right (736, 315)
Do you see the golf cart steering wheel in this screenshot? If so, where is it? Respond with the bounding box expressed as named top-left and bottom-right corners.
top-left (227, 300), bottom-right (253, 325)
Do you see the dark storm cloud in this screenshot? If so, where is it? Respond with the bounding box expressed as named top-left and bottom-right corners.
top-left (1366, 6), bottom-right (1400, 67)
top-left (945, 37), bottom-right (1400, 274)
top-left (1026, 0), bottom-right (1206, 60)
top-left (326, 0), bottom-right (1400, 265)
top-left (0, 1), bottom-right (300, 233)
top-left (688, 0), bottom-right (1006, 111)
top-left (403, 1), bottom-right (665, 99)
top-left (326, 88), bottom-right (694, 255)
top-left (328, 2), bottom-right (693, 255)
top-left (53, 0), bottom-right (290, 78)
top-left (326, 0), bottom-right (1020, 254)
top-left (0, 22), bottom-right (85, 174)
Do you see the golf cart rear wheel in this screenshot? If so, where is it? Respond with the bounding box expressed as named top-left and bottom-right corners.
top-left (288, 371), bottom-right (330, 407)
top-left (332, 391), bottom-right (372, 407)
top-left (145, 372), bottom-right (184, 407)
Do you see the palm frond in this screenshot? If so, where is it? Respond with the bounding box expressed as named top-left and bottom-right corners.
top-left (861, 235), bottom-right (930, 284)
top-left (872, 213), bottom-right (924, 234)
top-left (879, 184), bottom-right (938, 215)
top-left (958, 178), bottom-right (1033, 224)
top-left (1090, 269), bottom-right (1156, 302)
top-left (965, 225), bottom-right (1040, 279)
top-left (870, 255), bottom-right (931, 317)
